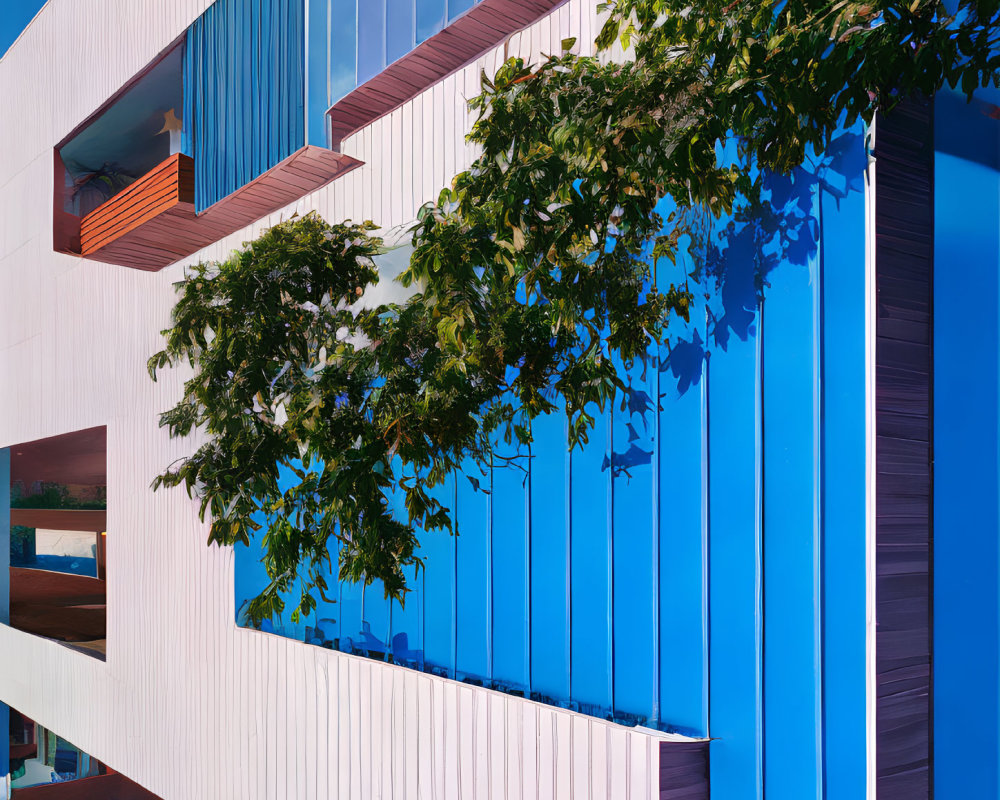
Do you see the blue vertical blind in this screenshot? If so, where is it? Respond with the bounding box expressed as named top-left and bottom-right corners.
top-left (235, 131), bottom-right (869, 796)
top-left (184, 0), bottom-right (305, 212)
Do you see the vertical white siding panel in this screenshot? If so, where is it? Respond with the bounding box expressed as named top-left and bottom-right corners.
top-left (338, 652), bottom-right (352, 798)
top-left (391, 667), bottom-right (406, 795)
top-left (505, 698), bottom-right (523, 798)
top-left (430, 678), bottom-right (447, 800)
top-left (609, 727), bottom-right (629, 800)
top-left (369, 123), bottom-right (382, 224)
top-left (473, 691), bottom-right (491, 799)
top-left (457, 685), bottom-right (476, 798)
top-left (537, 11), bottom-right (552, 62)
top-left (349, 658), bottom-right (363, 799)
top-left (315, 658), bottom-right (330, 800)
top-left (442, 680), bottom-right (460, 800)
top-left (536, 707), bottom-right (556, 800)
top-left (591, 723), bottom-right (609, 800)
top-left (404, 670), bottom-right (420, 800)
top-left (441, 77), bottom-right (457, 196)
top-left (359, 660), bottom-right (374, 800)
top-left (410, 94), bottom-right (425, 214)
top-left (521, 703), bottom-right (539, 800)
top-left (572, 716), bottom-right (592, 800)
top-left (489, 693), bottom-right (506, 799)
top-left (426, 84), bottom-right (442, 203)
top-left (627, 731), bottom-right (650, 800)
top-left (389, 109), bottom-right (403, 225)
top-left (416, 673), bottom-right (434, 800)
top-left (379, 666), bottom-right (395, 799)
top-left (555, 711), bottom-right (573, 800)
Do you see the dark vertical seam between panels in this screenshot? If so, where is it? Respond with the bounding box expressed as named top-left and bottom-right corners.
top-left (817, 184), bottom-right (829, 800)
top-left (702, 307), bottom-right (712, 741)
top-left (608, 407), bottom-right (616, 718)
top-left (873, 96), bottom-right (933, 799)
top-left (653, 289), bottom-right (662, 726)
top-left (526, 437), bottom-right (532, 698)
top-left (926, 99), bottom-right (936, 800)
top-left (451, 476), bottom-right (458, 680)
top-left (487, 452), bottom-right (494, 682)
top-left (566, 419), bottom-right (573, 704)
top-left (702, 309), bottom-right (712, 786)
top-left (756, 297), bottom-right (766, 800)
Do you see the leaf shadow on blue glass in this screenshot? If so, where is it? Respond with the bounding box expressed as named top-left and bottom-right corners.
top-left (654, 129), bottom-right (864, 400)
top-left (234, 129), bottom-right (867, 730)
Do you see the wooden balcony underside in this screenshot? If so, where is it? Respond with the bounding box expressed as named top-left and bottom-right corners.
top-left (73, 147), bottom-right (362, 271)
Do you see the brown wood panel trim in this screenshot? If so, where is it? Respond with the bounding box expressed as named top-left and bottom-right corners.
top-left (79, 154), bottom-right (182, 228)
top-left (659, 740), bottom-right (709, 799)
top-left (81, 181), bottom-right (184, 252)
top-left (80, 154), bottom-right (190, 253)
top-left (10, 508), bottom-right (107, 532)
top-left (874, 96), bottom-right (934, 799)
top-left (78, 146), bottom-right (363, 271)
top-left (327, 0), bottom-right (568, 147)
top-left (82, 169), bottom-right (182, 234)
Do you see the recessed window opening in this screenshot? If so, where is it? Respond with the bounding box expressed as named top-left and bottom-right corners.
top-left (5, 427), bottom-right (107, 661)
top-left (53, 43), bottom-right (184, 257)
top-left (3, 703), bottom-right (162, 797)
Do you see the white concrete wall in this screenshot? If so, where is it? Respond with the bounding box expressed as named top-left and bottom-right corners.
top-left (0, 1), bottom-right (666, 797)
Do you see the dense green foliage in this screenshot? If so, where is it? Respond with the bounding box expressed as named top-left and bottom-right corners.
top-left (152, 0), bottom-right (1000, 623)
top-left (10, 482), bottom-right (107, 509)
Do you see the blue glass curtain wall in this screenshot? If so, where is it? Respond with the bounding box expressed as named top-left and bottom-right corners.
top-left (310, 0), bottom-right (484, 124)
top-left (235, 130), bottom-right (869, 797)
top-left (183, 0), bottom-right (483, 189)
top-left (184, 0), bottom-right (306, 212)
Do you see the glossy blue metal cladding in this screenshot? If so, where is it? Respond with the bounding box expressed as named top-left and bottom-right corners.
top-left (820, 165), bottom-right (868, 800)
top-left (234, 131), bottom-right (868, 797)
top-left (184, 0), bottom-right (305, 212)
top-left (934, 87), bottom-right (1000, 798)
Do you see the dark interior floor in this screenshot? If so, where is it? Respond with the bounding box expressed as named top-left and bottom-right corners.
top-left (9, 567), bottom-right (106, 657)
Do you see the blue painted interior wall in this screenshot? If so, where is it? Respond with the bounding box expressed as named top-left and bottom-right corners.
top-left (234, 131), bottom-right (869, 796)
top-left (183, 0), bottom-right (306, 212)
top-left (934, 87), bottom-right (1000, 798)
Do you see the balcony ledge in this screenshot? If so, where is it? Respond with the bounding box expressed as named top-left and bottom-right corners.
top-left (56, 146), bottom-right (362, 271)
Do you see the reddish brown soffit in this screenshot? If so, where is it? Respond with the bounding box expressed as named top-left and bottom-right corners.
top-left (10, 426), bottom-right (107, 488)
top-left (65, 146), bottom-right (362, 272)
top-left (327, 0), bottom-right (568, 148)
